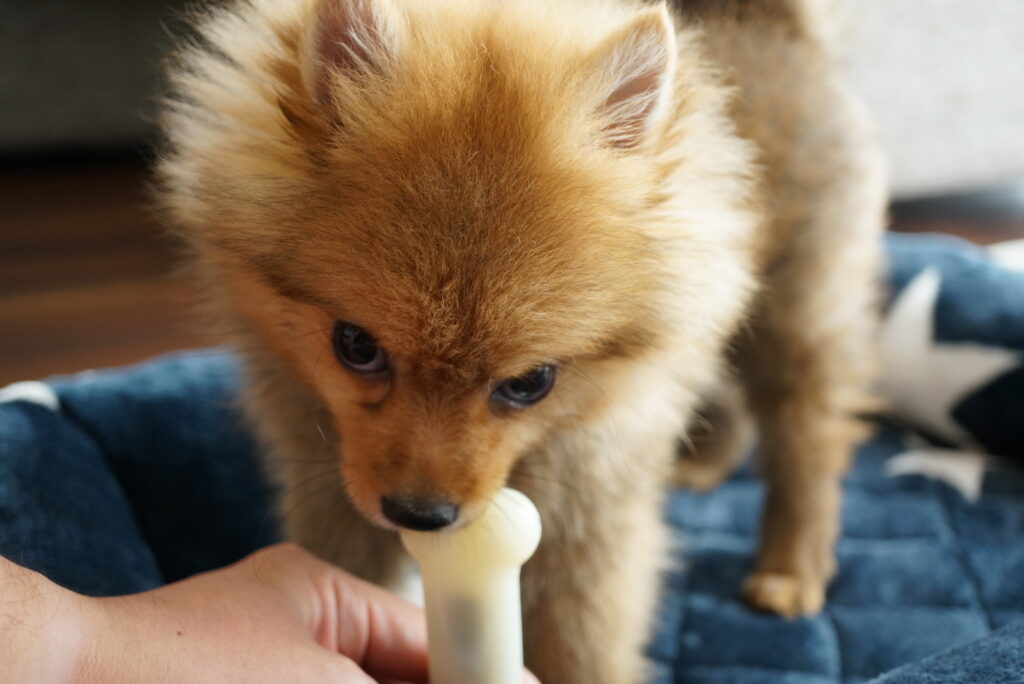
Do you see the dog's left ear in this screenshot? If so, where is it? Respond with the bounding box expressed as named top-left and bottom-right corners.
top-left (586, 5), bottom-right (677, 149)
top-left (301, 0), bottom-right (402, 105)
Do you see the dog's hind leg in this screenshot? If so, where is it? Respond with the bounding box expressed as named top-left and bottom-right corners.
top-left (674, 376), bottom-right (754, 491)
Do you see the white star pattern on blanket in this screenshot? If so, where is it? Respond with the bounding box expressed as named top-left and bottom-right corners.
top-left (880, 267), bottom-right (1020, 448)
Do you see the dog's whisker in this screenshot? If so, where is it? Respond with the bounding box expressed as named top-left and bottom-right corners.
top-left (309, 341), bottom-right (329, 387)
top-left (280, 468), bottom-right (338, 494)
top-left (277, 478), bottom-right (342, 525)
top-left (312, 418), bottom-right (328, 443)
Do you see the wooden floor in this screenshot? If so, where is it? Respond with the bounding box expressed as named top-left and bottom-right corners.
top-left (1, 155), bottom-right (1022, 386)
top-left (0, 156), bottom-right (212, 385)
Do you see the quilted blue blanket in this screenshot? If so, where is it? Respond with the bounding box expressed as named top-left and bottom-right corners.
top-left (1, 234), bottom-right (1022, 682)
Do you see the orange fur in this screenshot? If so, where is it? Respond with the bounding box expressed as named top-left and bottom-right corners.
top-left (158, 0), bottom-right (886, 680)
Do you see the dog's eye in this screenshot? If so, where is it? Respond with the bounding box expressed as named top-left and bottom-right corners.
top-left (492, 364), bottom-right (558, 408)
top-left (332, 322), bottom-right (388, 375)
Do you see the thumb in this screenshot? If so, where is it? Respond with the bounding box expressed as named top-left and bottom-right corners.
top-left (248, 544), bottom-right (427, 680)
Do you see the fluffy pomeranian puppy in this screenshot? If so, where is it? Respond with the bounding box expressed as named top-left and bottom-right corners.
top-left (159, 0), bottom-right (885, 680)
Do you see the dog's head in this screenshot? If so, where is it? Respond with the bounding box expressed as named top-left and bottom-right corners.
top-left (163, 0), bottom-right (756, 530)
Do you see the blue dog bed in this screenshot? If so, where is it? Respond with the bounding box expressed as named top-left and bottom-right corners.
top-left (1, 234), bottom-right (1022, 682)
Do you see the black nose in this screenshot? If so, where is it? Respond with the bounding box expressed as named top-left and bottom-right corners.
top-left (380, 496), bottom-right (460, 531)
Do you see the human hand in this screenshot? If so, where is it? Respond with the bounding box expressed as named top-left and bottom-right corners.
top-left (71, 542), bottom-right (540, 683)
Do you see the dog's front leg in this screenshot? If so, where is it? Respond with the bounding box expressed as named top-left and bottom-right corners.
top-left (518, 477), bottom-right (668, 684)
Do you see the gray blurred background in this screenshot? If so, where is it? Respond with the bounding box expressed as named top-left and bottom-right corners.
top-left (2, 0), bottom-right (1023, 197)
top-left (1, 0), bottom-right (1022, 384)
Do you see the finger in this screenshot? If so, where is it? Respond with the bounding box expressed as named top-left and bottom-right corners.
top-left (524, 668), bottom-right (542, 684)
top-left (335, 574), bottom-right (429, 681)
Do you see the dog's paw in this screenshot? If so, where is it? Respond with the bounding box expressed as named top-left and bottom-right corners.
top-left (741, 572), bottom-right (825, 618)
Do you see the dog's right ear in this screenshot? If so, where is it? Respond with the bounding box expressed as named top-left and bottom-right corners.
top-left (301, 0), bottom-right (401, 104)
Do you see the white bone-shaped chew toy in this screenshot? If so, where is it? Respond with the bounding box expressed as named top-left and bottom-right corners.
top-left (400, 488), bottom-right (541, 684)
